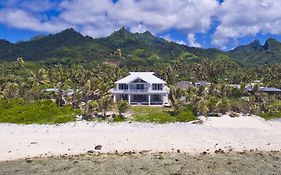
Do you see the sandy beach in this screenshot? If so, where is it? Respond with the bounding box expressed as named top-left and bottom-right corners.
top-left (1, 115), bottom-right (281, 161)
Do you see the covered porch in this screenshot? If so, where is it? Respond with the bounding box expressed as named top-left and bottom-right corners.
top-left (113, 94), bottom-right (165, 105)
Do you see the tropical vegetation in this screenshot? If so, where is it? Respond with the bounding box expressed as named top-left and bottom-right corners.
top-left (1, 27), bottom-right (281, 124)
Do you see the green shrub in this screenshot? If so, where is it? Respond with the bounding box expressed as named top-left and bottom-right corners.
top-left (0, 99), bottom-right (81, 124)
top-left (113, 115), bottom-right (126, 122)
top-left (260, 112), bottom-right (281, 120)
top-left (176, 109), bottom-right (197, 122)
top-left (134, 113), bottom-right (176, 123)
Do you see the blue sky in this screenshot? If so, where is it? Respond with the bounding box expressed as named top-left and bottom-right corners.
top-left (0, 0), bottom-right (281, 50)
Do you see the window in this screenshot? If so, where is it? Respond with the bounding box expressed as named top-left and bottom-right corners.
top-left (152, 84), bottom-right (163, 90)
top-left (118, 84), bottom-right (128, 90)
top-left (136, 84), bottom-right (144, 90)
top-left (153, 94), bottom-right (161, 101)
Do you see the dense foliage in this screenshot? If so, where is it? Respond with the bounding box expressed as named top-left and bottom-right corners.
top-left (1, 27), bottom-right (281, 123)
top-left (0, 99), bottom-right (81, 124)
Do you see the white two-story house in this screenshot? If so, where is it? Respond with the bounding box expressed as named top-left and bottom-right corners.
top-left (111, 72), bottom-right (169, 106)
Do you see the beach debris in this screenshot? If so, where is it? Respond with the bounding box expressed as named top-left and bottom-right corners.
top-left (30, 142), bottom-right (38, 145)
top-left (87, 150), bottom-right (95, 154)
top-left (192, 120), bottom-right (203, 124)
top-left (95, 145), bottom-right (102, 150)
top-left (215, 149), bottom-right (225, 154)
top-left (154, 154), bottom-right (164, 160)
top-left (25, 158), bottom-right (33, 163)
top-left (201, 151), bottom-right (207, 155)
top-left (229, 112), bottom-right (239, 118)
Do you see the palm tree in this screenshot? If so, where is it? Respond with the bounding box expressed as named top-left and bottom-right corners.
top-left (117, 99), bottom-right (129, 116)
top-left (169, 86), bottom-right (185, 111)
top-left (97, 95), bottom-right (113, 118)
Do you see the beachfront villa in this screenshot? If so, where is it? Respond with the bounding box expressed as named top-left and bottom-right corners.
top-left (111, 72), bottom-right (170, 106)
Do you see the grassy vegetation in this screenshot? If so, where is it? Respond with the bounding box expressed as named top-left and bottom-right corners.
top-left (132, 106), bottom-right (197, 123)
top-left (113, 115), bottom-right (126, 122)
top-left (0, 99), bottom-right (81, 124)
top-left (260, 112), bottom-right (281, 120)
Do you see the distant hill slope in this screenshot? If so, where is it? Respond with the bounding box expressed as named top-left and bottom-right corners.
top-left (227, 38), bottom-right (281, 65)
top-left (0, 27), bottom-right (281, 66)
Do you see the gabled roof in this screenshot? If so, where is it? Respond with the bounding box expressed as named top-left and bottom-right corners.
top-left (115, 72), bottom-right (166, 84)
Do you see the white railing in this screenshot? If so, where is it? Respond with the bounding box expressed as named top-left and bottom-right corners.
top-left (112, 88), bottom-right (168, 93)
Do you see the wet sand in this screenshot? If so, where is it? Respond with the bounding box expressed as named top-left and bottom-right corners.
top-left (0, 151), bottom-right (280, 175)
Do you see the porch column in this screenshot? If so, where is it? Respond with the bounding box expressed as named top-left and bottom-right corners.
top-left (128, 94), bottom-right (131, 105)
top-left (148, 94), bottom-right (151, 105)
top-left (113, 94), bottom-right (116, 103)
top-left (162, 94), bottom-right (165, 105)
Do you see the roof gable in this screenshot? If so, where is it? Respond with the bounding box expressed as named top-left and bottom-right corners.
top-left (115, 72), bottom-right (166, 84)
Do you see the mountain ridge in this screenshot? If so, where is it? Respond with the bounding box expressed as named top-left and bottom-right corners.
top-left (0, 27), bottom-right (281, 66)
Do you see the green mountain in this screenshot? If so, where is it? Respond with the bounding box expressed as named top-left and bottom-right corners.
top-left (227, 38), bottom-right (281, 65)
top-left (0, 27), bottom-right (281, 66)
top-left (0, 39), bottom-right (12, 50)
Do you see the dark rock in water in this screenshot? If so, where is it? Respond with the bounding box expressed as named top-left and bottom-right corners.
top-left (215, 149), bottom-right (225, 154)
top-left (95, 145), bottom-right (102, 150)
top-left (25, 159), bottom-right (33, 163)
top-left (202, 151), bottom-right (207, 155)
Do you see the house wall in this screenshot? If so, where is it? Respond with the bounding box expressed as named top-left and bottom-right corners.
top-left (113, 93), bottom-right (168, 106)
top-left (112, 75), bottom-right (169, 106)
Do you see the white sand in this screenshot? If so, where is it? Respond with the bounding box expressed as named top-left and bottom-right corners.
top-left (1, 115), bottom-right (281, 161)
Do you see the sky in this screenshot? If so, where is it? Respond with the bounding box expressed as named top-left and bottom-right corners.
top-left (0, 0), bottom-right (281, 50)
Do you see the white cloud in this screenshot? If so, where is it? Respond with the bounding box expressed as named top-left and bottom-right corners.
top-left (2, 0), bottom-right (281, 49)
top-left (21, 0), bottom-right (56, 12)
top-left (56, 0), bottom-right (218, 39)
top-left (0, 0), bottom-right (219, 38)
top-left (212, 0), bottom-right (281, 47)
top-left (0, 9), bottom-right (69, 33)
top-left (187, 33), bottom-right (201, 47)
top-left (0, 0), bottom-right (57, 12)
top-left (161, 34), bottom-right (187, 45)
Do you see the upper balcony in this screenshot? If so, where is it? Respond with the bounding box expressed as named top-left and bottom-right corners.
top-left (111, 87), bottom-right (169, 94)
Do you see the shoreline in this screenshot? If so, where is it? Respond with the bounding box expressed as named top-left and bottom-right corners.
top-left (1, 151), bottom-right (281, 175)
